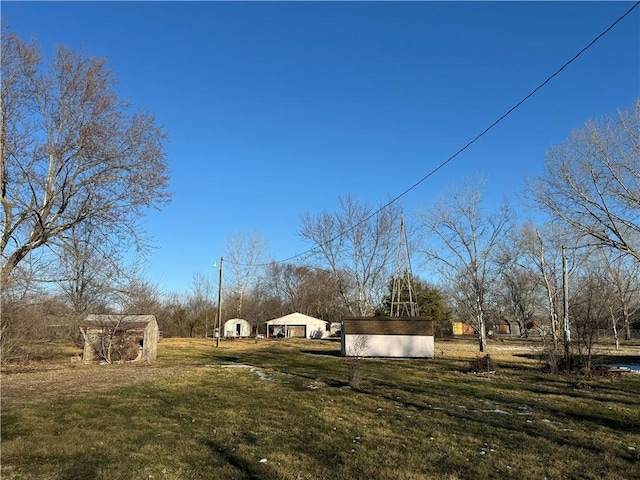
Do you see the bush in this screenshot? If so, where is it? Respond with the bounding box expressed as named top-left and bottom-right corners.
top-left (469, 354), bottom-right (495, 373)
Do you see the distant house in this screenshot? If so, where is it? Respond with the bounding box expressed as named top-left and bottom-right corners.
top-left (265, 312), bottom-right (328, 339)
top-left (80, 314), bottom-right (159, 363)
top-left (487, 317), bottom-right (518, 336)
top-left (524, 316), bottom-right (554, 337)
top-left (452, 321), bottom-right (476, 335)
top-left (342, 317), bottom-right (435, 358)
top-left (452, 318), bottom-right (520, 337)
top-left (223, 318), bottom-right (252, 338)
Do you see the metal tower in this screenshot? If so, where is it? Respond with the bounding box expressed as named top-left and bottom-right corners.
top-left (390, 213), bottom-right (419, 317)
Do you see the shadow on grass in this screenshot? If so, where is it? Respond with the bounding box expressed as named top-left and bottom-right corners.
top-left (0, 412), bottom-right (22, 441)
top-left (300, 349), bottom-right (342, 357)
top-left (205, 440), bottom-right (280, 480)
top-left (515, 352), bottom-right (640, 365)
top-left (210, 355), bottom-right (243, 363)
top-left (348, 383), bottom-right (619, 458)
top-left (601, 354), bottom-right (640, 365)
top-left (57, 453), bottom-right (108, 480)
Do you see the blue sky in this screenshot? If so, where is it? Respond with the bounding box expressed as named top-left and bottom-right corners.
top-left (3, 1), bottom-right (639, 294)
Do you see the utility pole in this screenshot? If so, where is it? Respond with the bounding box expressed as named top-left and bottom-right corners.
top-left (562, 245), bottom-right (570, 365)
top-left (216, 257), bottom-right (223, 348)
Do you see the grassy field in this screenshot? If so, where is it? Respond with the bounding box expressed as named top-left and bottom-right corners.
top-left (1, 337), bottom-right (639, 480)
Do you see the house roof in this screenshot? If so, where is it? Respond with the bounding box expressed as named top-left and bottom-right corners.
top-left (82, 314), bottom-right (157, 329)
top-left (265, 312), bottom-right (327, 326)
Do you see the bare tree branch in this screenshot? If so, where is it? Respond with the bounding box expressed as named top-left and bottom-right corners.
top-left (1, 30), bottom-right (171, 288)
top-left (534, 100), bottom-right (640, 262)
top-left (301, 196), bottom-right (400, 316)
top-left (419, 178), bottom-right (513, 352)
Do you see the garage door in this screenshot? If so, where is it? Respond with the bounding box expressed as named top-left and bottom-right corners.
top-left (288, 325), bottom-right (306, 338)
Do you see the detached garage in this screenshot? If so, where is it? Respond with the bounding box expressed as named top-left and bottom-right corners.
top-left (342, 317), bottom-right (434, 358)
top-left (265, 312), bottom-right (328, 339)
top-left (223, 318), bottom-right (252, 338)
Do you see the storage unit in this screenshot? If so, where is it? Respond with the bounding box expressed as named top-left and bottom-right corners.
top-left (342, 317), bottom-right (434, 358)
top-left (223, 318), bottom-right (252, 338)
top-left (81, 314), bottom-right (159, 362)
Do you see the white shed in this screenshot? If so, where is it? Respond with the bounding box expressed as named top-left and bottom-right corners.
top-left (223, 318), bottom-right (252, 338)
top-left (342, 317), bottom-right (435, 358)
top-left (265, 312), bottom-right (328, 339)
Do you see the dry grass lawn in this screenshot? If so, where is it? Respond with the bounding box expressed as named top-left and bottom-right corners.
top-left (2, 336), bottom-right (639, 480)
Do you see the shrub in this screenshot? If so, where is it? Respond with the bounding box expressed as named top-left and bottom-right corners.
top-left (469, 354), bottom-right (495, 373)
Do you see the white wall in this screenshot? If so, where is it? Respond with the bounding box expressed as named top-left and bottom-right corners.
top-left (343, 334), bottom-right (434, 358)
top-left (308, 325), bottom-right (329, 339)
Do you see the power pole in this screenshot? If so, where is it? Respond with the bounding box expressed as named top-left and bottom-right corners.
top-left (391, 213), bottom-right (419, 317)
top-left (216, 257), bottom-right (224, 348)
top-left (562, 246), bottom-right (570, 364)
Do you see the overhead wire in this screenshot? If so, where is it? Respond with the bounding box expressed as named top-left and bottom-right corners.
top-left (226, 1), bottom-right (640, 268)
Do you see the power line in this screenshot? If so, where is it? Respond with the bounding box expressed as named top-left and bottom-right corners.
top-left (228, 1), bottom-right (640, 268)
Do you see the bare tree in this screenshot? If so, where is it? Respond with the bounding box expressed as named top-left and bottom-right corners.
top-left (569, 259), bottom-right (616, 371)
top-left (55, 219), bottom-right (130, 315)
top-left (419, 179), bottom-right (513, 352)
top-left (118, 277), bottom-right (162, 316)
top-left (1, 285), bottom-right (65, 363)
top-left (534, 100), bottom-right (640, 263)
top-left (185, 272), bottom-right (215, 338)
top-left (531, 227), bottom-right (562, 344)
top-left (158, 292), bottom-right (188, 338)
top-left (0, 29), bottom-right (171, 287)
top-left (224, 233), bottom-right (266, 319)
top-left (495, 228), bottom-right (542, 338)
top-left (598, 249), bottom-right (640, 342)
top-left (517, 222), bottom-right (594, 349)
top-left (301, 196), bottom-right (400, 316)
top-left (239, 282), bottom-right (284, 332)
top-left (261, 262), bottom-right (346, 321)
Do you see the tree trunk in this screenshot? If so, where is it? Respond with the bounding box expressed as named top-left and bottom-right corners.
top-left (623, 306), bottom-right (631, 341)
top-left (610, 307), bottom-right (620, 351)
top-left (478, 312), bottom-right (487, 352)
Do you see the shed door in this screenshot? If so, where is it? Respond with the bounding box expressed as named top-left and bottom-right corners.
top-left (288, 326), bottom-right (306, 338)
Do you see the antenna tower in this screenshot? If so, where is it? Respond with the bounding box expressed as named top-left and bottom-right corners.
top-left (390, 213), bottom-right (419, 317)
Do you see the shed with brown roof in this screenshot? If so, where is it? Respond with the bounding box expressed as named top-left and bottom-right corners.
top-left (341, 316), bottom-right (434, 358)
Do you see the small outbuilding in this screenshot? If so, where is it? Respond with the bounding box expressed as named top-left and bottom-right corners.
top-left (223, 318), bottom-right (252, 338)
top-left (81, 314), bottom-right (159, 363)
top-left (452, 321), bottom-right (476, 335)
top-left (453, 318), bottom-right (520, 337)
top-left (265, 312), bottom-right (328, 339)
top-left (342, 317), bottom-right (434, 358)
top-left (488, 317), bottom-right (517, 336)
